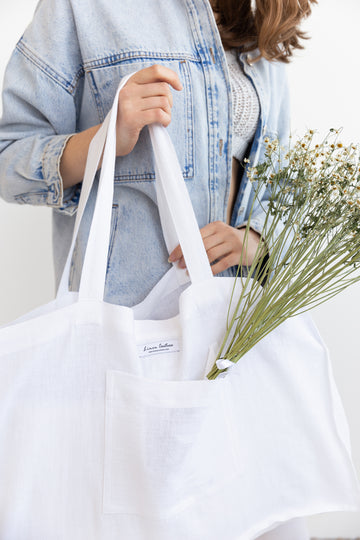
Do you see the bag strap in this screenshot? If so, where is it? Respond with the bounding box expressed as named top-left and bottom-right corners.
top-left (56, 110), bottom-right (112, 299)
top-left (148, 124), bottom-right (213, 287)
top-left (57, 71), bottom-right (213, 301)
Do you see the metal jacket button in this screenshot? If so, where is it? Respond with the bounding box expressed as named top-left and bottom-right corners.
top-left (246, 54), bottom-right (254, 66)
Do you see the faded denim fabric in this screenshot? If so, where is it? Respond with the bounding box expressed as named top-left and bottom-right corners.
top-left (0, 0), bottom-right (290, 306)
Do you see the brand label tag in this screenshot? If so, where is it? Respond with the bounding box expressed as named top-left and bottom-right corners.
top-left (137, 339), bottom-right (180, 359)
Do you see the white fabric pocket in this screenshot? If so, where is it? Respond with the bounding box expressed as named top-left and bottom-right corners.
top-left (103, 371), bottom-right (242, 519)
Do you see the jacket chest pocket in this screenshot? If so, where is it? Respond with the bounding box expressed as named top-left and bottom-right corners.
top-left (85, 54), bottom-right (197, 183)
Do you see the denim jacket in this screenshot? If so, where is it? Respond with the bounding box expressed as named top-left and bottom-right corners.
top-left (0, 0), bottom-right (290, 306)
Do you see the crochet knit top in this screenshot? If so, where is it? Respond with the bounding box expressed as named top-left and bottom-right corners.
top-left (225, 48), bottom-right (260, 224)
top-left (225, 48), bottom-right (260, 161)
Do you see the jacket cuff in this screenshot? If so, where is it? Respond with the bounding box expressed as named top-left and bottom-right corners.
top-left (42, 134), bottom-right (80, 216)
top-left (235, 208), bottom-right (281, 243)
top-left (236, 207), bottom-right (292, 265)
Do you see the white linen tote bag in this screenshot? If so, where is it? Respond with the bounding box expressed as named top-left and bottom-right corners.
top-left (0, 73), bottom-right (359, 540)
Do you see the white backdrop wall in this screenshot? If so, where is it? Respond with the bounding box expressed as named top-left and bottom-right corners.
top-left (0, 1), bottom-right (359, 537)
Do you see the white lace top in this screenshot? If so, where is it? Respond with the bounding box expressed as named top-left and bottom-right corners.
top-left (225, 48), bottom-right (260, 161)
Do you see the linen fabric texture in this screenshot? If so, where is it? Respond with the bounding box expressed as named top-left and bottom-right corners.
top-left (0, 75), bottom-right (359, 540)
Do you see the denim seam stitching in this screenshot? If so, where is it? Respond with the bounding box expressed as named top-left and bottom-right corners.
top-left (179, 60), bottom-right (194, 178)
top-left (13, 191), bottom-right (47, 203)
top-left (41, 134), bottom-right (73, 207)
top-left (16, 39), bottom-right (84, 95)
top-left (86, 71), bottom-right (105, 124)
top-left (106, 206), bottom-right (120, 275)
top-left (83, 51), bottom-right (199, 70)
top-left (113, 172), bottom-right (193, 183)
top-left (86, 56), bottom-right (194, 180)
top-left (185, 0), bottom-right (217, 220)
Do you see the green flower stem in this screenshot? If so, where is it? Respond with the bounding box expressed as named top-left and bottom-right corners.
top-left (206, 130), bottom-right (360, 380)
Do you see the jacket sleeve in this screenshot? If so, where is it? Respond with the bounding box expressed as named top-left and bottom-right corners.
top-left (233, 57), bottom-right (292, 260)
top-left (0, 0), bottom-right (83, 216)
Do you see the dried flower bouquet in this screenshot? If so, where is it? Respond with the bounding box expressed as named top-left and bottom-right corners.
top-left (206, 129), bottom-right (360, 380)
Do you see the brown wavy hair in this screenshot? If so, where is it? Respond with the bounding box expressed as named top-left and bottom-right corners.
top-left (211, 0), bottom-right (317, 62)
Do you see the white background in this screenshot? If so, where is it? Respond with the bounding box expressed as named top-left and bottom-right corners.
top-left (0, 1), bottom-right (359, 536)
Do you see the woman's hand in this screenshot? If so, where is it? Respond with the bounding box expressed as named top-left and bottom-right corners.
top-left (116, 64), bottom-right (183, 156)
top-left (168, 221), bottom-right (261, 275)
top-left (60, 64), bottom-right (182, 189)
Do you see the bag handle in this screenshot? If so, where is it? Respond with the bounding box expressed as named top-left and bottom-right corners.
top-left (57, 71), bottom-right (213, 301)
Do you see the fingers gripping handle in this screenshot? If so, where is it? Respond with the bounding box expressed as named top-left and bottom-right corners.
top-left (57, 71), bottom-right (213, 302)
top-left (57, 73), bottom-right (134, 300)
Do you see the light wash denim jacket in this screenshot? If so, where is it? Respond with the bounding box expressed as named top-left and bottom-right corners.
top-left (0, 0), bottom-right (290, 306)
